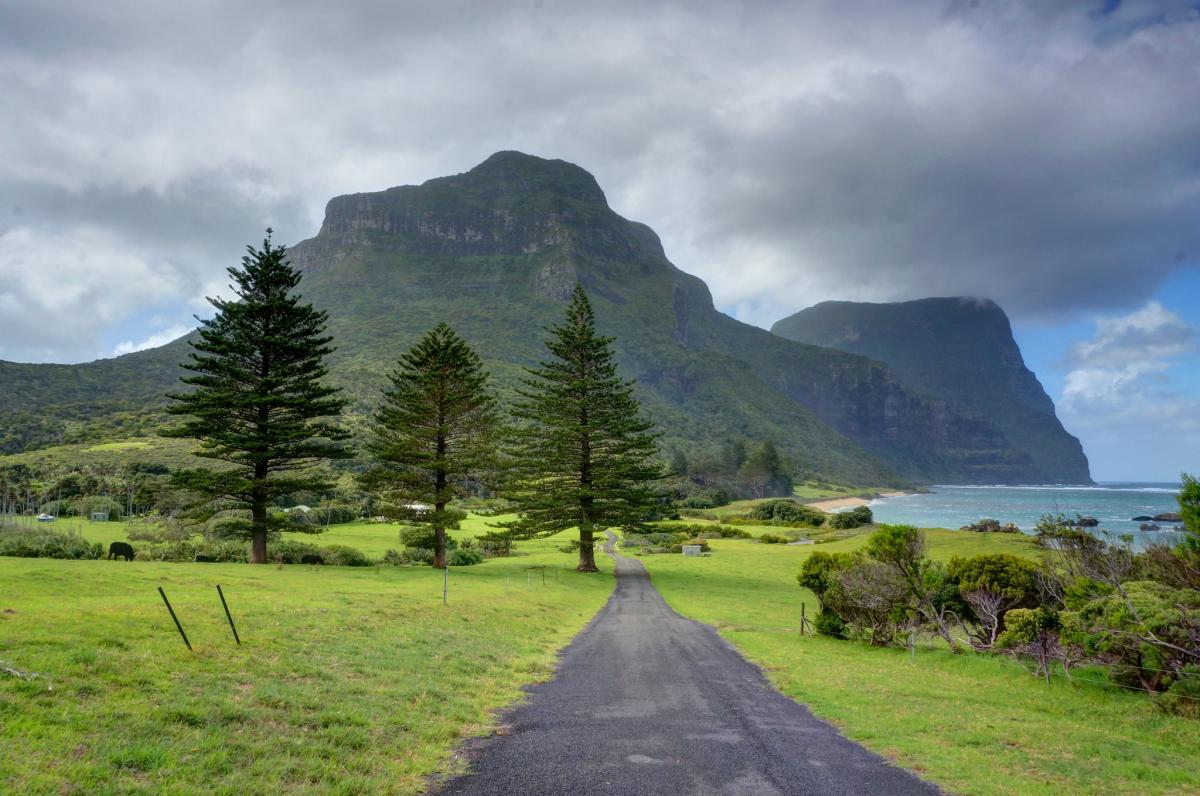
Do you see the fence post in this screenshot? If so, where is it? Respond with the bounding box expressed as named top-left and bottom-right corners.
top-left (216, 585), bottom-right (241, 645)
top-left (800, 602), bottom-right (806, 636)
top-left (158, 587), bottom-right (192, 652)
top-left (443, 564), bottom-right (448, 606)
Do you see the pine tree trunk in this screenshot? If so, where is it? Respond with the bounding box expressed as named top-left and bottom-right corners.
top-left (433, 517), bottom-right (447, 570)
top-left (251, 527), bottom-right (268, 564)
top-left (250, 463), bottom-right (269, 564)
top-left (577, 524), bottom-right (598, 572)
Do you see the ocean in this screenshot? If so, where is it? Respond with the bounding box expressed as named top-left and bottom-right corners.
top-left (869, 482), bottom-right (1187, 547)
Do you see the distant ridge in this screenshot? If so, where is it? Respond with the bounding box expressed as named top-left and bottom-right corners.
top-left (771, 297), bottom-right (1091, 484)
top-left (0, 153), bottom-right (1070, 485)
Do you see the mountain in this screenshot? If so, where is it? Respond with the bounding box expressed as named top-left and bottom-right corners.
top-left (0, 152), bottom-right (1062, 484)
top-left (771, 298), bottom-right (1091, 484)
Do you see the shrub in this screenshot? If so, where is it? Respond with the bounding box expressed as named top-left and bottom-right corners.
top-left (824, 561), bottom-right (908, 645)
top-left (960, 518), bottom-right (1021, 533)
top-left (141, 540), bottom-right (248, 562)
top-left (829, 505), bottom-right (873, 529)
top-left (758, 533), bottom-right (789, 544)
top-left (1157, 666), bottom-right (1200, 718)
top-left (947, 553), bottom-right (1039, 649)
top-left (814, 609), bottom-right (847, 639)
top-left (1061, 580), bottom-right (1200, 692)
top-left (321, 545), bottom-right (373, 567)
top-left (401, 547), bottom-right (435, 565)
top-left (0, 528), bottom-right (103, 560)
top-left (400, 525), bottom-right (459, 550)
top-left (798, 551), bottom-right (861, 607)
top-left (746, 500), bottom-right (827, 527)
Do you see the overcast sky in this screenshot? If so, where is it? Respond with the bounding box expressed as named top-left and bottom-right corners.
top-left (1, 0), bottom-right (1198, 480)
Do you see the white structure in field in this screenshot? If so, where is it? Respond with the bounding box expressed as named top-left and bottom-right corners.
top-left (682, 545), bottom-right (702, 557)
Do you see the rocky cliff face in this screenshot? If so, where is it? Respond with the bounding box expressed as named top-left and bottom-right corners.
top-left (0, 152), bottom-right (1059, 484)
top-left (771, 298), bottom-right (1092, 483)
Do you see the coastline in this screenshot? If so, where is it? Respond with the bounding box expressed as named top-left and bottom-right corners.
top-left (806, 490), bottom-right (908, 512)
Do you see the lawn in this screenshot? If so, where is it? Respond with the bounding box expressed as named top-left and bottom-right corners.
top-left (637, 530), bottom-right (1200, 796)
top-left (37, 512), bottom-right (518, 559)
top-left (0, 532), bottom-right (612, 795)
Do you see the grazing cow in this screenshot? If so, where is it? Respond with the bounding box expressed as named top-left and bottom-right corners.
top-left (107, 542), bottom-right (135, 561)
top-left (300, 554), bottom-right (324, 565)
top-left (194, 554), bottom-right (216, 563)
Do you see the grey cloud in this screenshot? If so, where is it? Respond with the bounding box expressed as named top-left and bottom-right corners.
top-left (2, 0), bottom-right (1200, 361)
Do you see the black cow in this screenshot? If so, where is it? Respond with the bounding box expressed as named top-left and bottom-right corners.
top-left (107, 542), bottom-right (135, 561)
top-left (194, 554), bottom-right (216, 563)
top-left (300, 554), bottom-right (324, 565)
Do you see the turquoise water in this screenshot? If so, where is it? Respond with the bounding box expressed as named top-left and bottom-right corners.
top-left (869, 482), bottom-right (1186, 547)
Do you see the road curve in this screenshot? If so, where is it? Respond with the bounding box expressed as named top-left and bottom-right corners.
top-left (434, 534), bottom-right (940, 795)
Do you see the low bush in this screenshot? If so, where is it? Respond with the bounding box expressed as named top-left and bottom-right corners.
top-left (668, 523), bottom-right (751, 539)
top-left (814, 609), bottom-right (847, 638)
top-left (623, 531), bottom-right (688, 548)
top-left (448, 547), bottom-right (484, 566)
top-left (960, 518), bottom-right (1021, 533)
top-left (399, 525), bottom-right (459, 550)
top-left (741, 500), bottom-right (827, 527)
top-left (321, 545), bottom-right (373, 567)
top-left (1157, 666), bottom-right (1200, 718)
top-left (829, 506), bottom-right (873, 530)
top-left (0, 527), bottom-right (103, 560)
top-left (758, 533), bottom-right (789, 544)
top-left (140, 540), bottom-right (248, 562)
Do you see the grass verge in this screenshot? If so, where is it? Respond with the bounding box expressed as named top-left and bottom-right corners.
top-left (0, 531), bottom-right (611, 795)
top-left (637, 531), bottom-right (1199, 796)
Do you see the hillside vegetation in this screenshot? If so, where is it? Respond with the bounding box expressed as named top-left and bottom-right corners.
top-left (639, 531), bottom-right (1198, 795)
top-left (0, 152), bottom-right (1084, 485)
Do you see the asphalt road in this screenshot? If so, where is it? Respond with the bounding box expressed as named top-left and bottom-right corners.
top-left (435, 534), bottom-right (940, 795)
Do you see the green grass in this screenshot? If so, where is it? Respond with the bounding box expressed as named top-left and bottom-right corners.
top-left (84, 441), bottom-right (153, 452)
top-left (36, 512), bottom-right (518, 559)
top-left (638, 531), bottom-right (1199, 796)
top-left (791, 481), bottom-right (891, 501)
top-left (0, 533), bottom-right (612, 795)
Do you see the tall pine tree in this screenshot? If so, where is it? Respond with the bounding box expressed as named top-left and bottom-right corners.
top-left (167, 231), bottom-right (350, 563)
top-left (505, 285), bottom-right (659, 572)
top-left (363, 323), bottom-right (500, 569)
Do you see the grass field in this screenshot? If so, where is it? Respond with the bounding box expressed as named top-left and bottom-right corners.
top-left (0, 530), bottom-right (612, 795)
top-left (638, 530), bottom-right (1200, 796)
top-left (30, 513), bottom-right (515, 559)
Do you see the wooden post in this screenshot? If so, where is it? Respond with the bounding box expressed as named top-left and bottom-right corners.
top-left (800, 602), bottom-right (806, 636)
top-left (443, 564), bottom-right (448, 606)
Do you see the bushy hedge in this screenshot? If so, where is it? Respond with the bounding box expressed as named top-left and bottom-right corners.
top-left (136, 540), bottom-right (248, 562)
top-left (758, 533), bottom-right (790, 544)
top-left (743, 500), bottom-right (827, 527)
top-left (665, 523), bottom-right (751, 539)
top-left (133, 538), bottom-right (372, 566)
top-left (382, 547), bottom-right (434, 566)
top-left (829, 505), bottom-right (873, 529)
top-left (0, 527), bottom-right (103, 559)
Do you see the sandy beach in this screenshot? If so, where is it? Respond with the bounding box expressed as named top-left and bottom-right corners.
top-left (806, 491), bottom-right (908, 512)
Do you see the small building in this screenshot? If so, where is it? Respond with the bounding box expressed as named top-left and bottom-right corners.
top-left (90, 512), bottom-right (110, 522)
top-left (682, 545), bottom-right (702, 557)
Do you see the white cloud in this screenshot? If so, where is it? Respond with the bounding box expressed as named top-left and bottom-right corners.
top-left (1059, 301), bottom-right (1200, 480)
top-left (110, 324), bottom-right (191, 356)
top-left (0, 1), bottom-right (1198, 363)
top-left (0, 225), bottom-right (184, 361)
